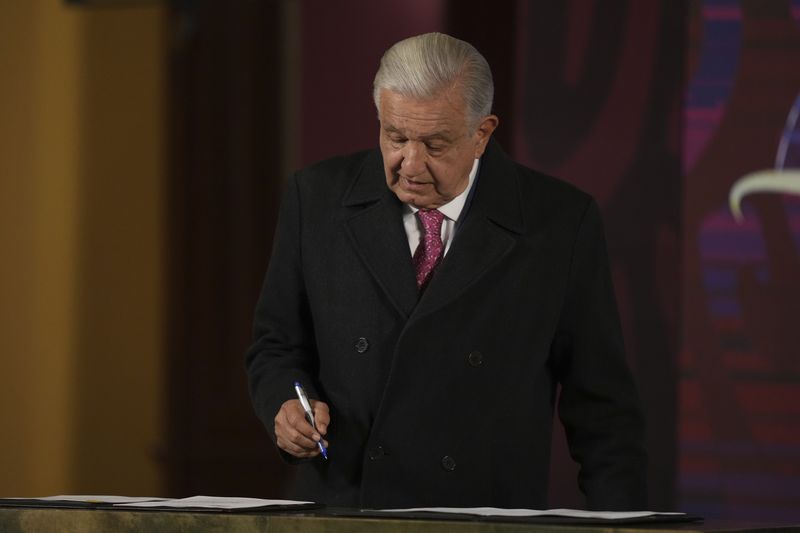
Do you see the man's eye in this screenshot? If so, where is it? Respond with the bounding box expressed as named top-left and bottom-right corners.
top-left (426, 143), bottom-right (445, 153)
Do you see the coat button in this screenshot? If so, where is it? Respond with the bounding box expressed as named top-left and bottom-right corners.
top-left (441, 455), bottom-right (456, 471)
top-left (355, 337), bottom-right (369, 354)
top-left (368, 446), bottom-right (384, 460)
top-left (467, 351), bottom-right (483, 367)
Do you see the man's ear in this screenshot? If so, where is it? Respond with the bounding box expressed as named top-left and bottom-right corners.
top-left (474, 115), bottom-right (499, 157)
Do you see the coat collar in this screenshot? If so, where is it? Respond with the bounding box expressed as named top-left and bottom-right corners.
top-left (341, 150), bottom-right (386, 207)
top-left (471, 139), bottom-right (525, 235)
top-left (342, 151), bottom-right (420, 318)
top-left (342, 140), bottom-right (526, 321)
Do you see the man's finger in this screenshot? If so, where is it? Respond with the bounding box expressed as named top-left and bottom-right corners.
top-left (286, 411), bottom-right (318, 439)
top-left (283, 424), bottom-right (320, 449)
top-left (275, 415), bottom-right (320, 454)
top-left (274, 398), bottom-right (330, 457)
top-left (282, 400), bottom-right (320, 438)
top-left (311, 400), bottom-right (330, 435)
top-left (275, 400), bottom-right (321, 447)
top-left (277, 436), bottom-right (319, 458)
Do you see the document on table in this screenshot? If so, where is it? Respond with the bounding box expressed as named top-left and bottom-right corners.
top-left (15, 495), bottom-right (166, 504)
top-left (376, 507), bottom-right (688, 520)
top-left (0, 494), bottom-right (318, 512)
top-left (114, 496), bottom-right (314, 510)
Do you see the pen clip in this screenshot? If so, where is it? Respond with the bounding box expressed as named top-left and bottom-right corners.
top-left (293, 381), bottom-right (316, 426)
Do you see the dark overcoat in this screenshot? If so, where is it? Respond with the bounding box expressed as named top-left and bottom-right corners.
top-left (245, 140), bottom-right (647, 510)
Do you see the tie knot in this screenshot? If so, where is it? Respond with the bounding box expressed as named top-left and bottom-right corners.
top-left (417, 209), bottom-right (445, 236)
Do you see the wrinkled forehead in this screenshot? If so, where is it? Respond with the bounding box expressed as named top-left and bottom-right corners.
top-left (378, 89), bottom-right (469, 135)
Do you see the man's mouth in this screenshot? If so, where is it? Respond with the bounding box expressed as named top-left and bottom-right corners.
top-left (399, 176), bottom-right (431, 190)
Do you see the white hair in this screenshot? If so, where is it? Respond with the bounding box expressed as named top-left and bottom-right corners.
top-left (373, 32), bottom-right (494, 125)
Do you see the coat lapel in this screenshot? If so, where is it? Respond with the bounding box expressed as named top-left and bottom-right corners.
top-left (341, 142), bottom-right (526, 322)
top-left (343, 151), bottom-right (419, 319)
top-left (410, 141), bottom-right (526, 322)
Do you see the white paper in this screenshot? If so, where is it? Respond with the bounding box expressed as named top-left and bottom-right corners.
top-left (115, 495), bottom-right (313, 510)
top-left (19, 495), bottom-right (166, 504)
top-left (376, 507), bottom-right (687, 520)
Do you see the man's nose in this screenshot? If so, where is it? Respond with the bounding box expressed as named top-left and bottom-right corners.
top-left (400, 142), bottom-right (426, 176)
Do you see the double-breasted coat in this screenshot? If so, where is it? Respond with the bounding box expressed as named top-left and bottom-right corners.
top-left (245, 140), bottom-right (647, 510)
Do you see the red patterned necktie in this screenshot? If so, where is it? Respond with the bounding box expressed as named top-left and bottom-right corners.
top-left (412, 209), bottom-right (446, 290)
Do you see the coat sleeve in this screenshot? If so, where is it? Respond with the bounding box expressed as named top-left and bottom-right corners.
top-left (552, 198), bottom-right (648, 510)
top-left (245, 173), bottom-right (320, 456)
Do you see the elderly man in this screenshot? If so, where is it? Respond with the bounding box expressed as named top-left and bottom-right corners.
top-left (246, 32), bottom-right (646, 510)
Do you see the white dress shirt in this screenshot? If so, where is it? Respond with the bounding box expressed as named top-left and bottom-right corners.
top-left (402, 158), bottom-right (480, 256)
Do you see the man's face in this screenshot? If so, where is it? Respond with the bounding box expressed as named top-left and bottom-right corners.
top-left (378, 88), bottom-right (498, 210)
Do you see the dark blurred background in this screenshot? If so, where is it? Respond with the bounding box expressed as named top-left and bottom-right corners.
top-left (1, 0), bottom-right (799, 522)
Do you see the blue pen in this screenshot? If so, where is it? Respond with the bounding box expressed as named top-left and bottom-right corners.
top-left (293, 381), bottom-right (328, 460)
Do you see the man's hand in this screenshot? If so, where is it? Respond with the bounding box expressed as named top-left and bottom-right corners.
top-left (274, 399), bottom-right (330, 458)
